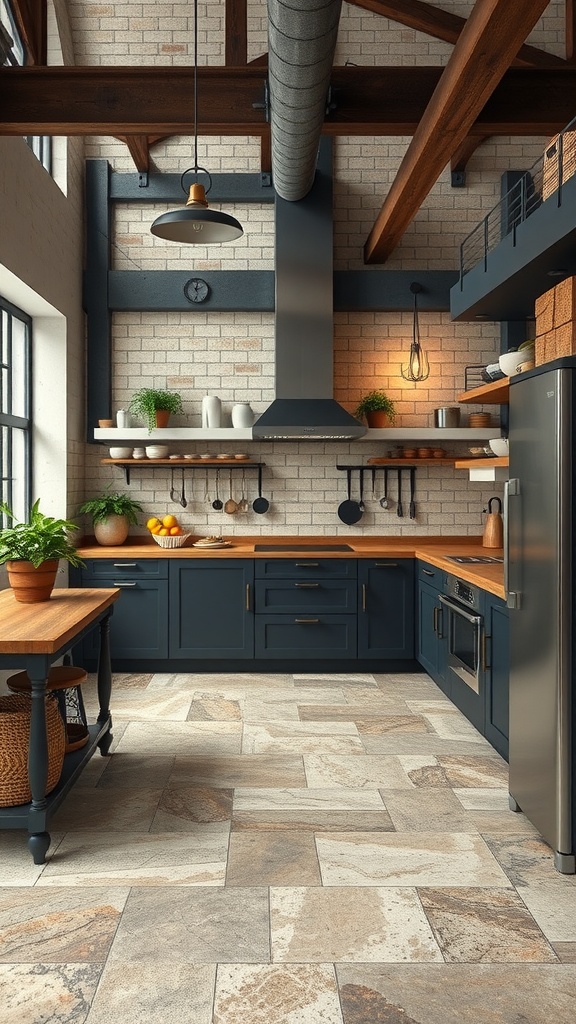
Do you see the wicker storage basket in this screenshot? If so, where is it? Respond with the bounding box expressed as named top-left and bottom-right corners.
top-left (0, 693), bottom-right (66, 807)
top-left (152, 532), bottom-right (191, 548)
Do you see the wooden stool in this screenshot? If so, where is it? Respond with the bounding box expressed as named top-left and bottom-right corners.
top-left (7, 666), bottom-right (89, 753)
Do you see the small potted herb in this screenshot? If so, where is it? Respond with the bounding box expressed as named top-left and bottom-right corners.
top-left (354, 390), bottom-right (397, 427)
top-left (78, 492), bottom-right (143, 547)
top-left (0, 500), bottom-right (84, 602)
top-left (128, 388), bottom-right (184, 432)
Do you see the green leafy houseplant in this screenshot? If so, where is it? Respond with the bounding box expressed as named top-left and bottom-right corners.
top-left (128, 388), bottom-right (184, 432)
top-left (0, 500), bottom-right (83, 568)
top-left (354, 390), bottom-right (397, 425)
top-left (78, 492), bottom-right (142, 525)
top-left (78, 492), bottom-right (143, 547)
top-left (0, 500), bottom-right (84, 602)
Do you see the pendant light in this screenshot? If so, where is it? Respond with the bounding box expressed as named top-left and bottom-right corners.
top-left (150, 0), bottom-right (243, 244)
top-left (401, 282), bottom-right (430, 383)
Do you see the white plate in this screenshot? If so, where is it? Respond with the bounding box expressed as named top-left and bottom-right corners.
top-left (216, 453), bottom-right (233, 459)
top-left (192, 541), bottom-right (231, 549)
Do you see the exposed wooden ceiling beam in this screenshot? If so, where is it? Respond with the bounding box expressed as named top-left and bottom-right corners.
top-left (363, 0), bottom-right (553, 264)
top-left (346, 0), bottom-right (566, 68)
top-left (10, 0), bottom-right (47, 65)
top-left (116, 135), bottom-right (152, 173)
top-left (567, 0), bottom-right (576, 61)
top-left (0, 65), bottom-right (573, 136)
top-left (225, 0), bottom-right (248, 65)
top-left (450, 134), bottom-right (489, 174)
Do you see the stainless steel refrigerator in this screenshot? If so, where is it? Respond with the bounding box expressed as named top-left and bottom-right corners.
top-left (506, 356), bottom-right (576, 873)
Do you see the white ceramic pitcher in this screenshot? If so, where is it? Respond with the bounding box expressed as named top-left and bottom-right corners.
top-left (202, 395), bottom-right (222, 428)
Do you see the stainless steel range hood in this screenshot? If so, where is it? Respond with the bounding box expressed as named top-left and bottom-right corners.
top-left (253, 140), bottom-right (366, 441)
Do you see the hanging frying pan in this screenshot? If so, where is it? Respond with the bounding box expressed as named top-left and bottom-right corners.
top-left (338, 468), bottom-right (363, 525)
top-left (252, 465), bottom-right (270, 514)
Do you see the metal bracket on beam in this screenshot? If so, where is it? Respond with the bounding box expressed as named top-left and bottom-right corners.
top-left (138, 171), bottom-right (149, 188)
top-left (451, 170), bottom-right (466, 188)
top-left (253, 80), bottom-right (270, 121)
top-left (260, 172), bottom-right (271, 188)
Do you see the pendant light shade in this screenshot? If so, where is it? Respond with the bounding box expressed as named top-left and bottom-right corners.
top-left (149, 0), bottom-right (243, 245)
top-left (401, 282), bottom-right (430, 383)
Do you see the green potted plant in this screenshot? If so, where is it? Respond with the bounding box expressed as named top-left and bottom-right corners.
top-left (354, 390), bottom-right (397, 428)
top-left (0, 500), bottom-right (84, 603)
top-left (78, 492), bottom-right (143, 547)
top-left (128, 388), bottom-right (184, 432)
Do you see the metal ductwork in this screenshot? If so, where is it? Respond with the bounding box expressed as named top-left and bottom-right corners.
top-left (267, 0), bottom-right (343, 201)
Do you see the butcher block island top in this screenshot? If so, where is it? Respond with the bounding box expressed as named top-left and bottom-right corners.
top-left (0, 588), bottom-right (119, 654)
top-left (75, 535), bottom-right (505, 599)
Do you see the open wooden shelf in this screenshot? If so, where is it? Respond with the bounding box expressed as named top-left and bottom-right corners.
top-left (454, 456), bottom-right (509, 470)
top-left (457, 377), bottom-right (510, 405)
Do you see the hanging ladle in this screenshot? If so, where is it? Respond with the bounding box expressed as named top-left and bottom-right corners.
top-left (380, 467), bottom-right (391, 509)
top-left (212, 468), bottom-right (223, 511)
top-left (224, 468), bottom-right (237, 514)
top-left (170, 467), bottom-right (179, 504)
top-left (179, 467), bottom-right (188, 508)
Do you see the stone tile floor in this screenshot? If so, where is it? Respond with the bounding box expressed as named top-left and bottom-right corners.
top-left (1, 670), bottom-right (576, 1023)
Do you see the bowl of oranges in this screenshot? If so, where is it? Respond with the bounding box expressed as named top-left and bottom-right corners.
top-left (146, 514), bottom-right (191, 548)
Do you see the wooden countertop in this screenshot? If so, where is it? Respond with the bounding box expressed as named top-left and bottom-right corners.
top-left (76, 535), bottom-right (505, 600)
top-left (0, 588), bottom-right (119, 654)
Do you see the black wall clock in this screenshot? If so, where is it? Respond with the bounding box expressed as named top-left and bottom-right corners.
top-left (184, 278), bottom-right (210, 303)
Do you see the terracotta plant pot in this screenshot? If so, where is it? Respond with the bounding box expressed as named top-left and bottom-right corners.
top-left (94, 515), bottom-right (130, 546)
top-left (7, 559), bottom-right (59, 603)
top-left (366, 411), bottom-right (392, 428)
top-left (155, 410), bottom-right (170, 428)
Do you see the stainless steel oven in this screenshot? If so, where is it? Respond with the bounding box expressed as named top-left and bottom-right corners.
top-left (439, 575), bottom-right (483, 693)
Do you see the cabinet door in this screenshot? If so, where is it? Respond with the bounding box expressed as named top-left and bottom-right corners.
top-left (255, 614), bottom-right (357, 659)
top-left (484, 595), bottom-right (509, 760)
top-left (255, 579), bottom-right (357, 614)
top-left (79, 579), bottom-right (169, 660)
top-left (357, 560), bottom-right (415, 659)
top-left (169, 560), bottom-right (254, 658)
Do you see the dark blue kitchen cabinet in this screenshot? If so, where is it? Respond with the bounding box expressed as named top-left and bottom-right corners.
top-left (417, 562), bottom-right (449, 694)
top-left (255, 614), bottom-right (357, 659)
top-left (70, 561), bottom-right (169, 661)
top-left (169, 559), bottom-right (254, 659)
top-left (357, 559), bottom-right (415, 660)
top-left (483, 592), bottom-right (509, 760)
top-left (255, 578), bottom-right (357, 614)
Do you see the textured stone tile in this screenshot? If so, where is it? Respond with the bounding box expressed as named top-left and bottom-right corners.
top-left (213, 964), bottom-right (343, 1024)
top-left (516, 879), bottom-right (576, 942)
top-left (243, 722), bottom-right (363, 755)
top-left (232, 808), bottom-right (395, 832)
top-left (95, 753), bottom-right (175, 790)
top-left (468, 811), bottom-right (540, 836)
top-left (88, 690), bottom-right (193, 721)
top-left (551, 942), bottom-right (576, 963)
top-left (452, 787), bottom-right (511, 810)
top-left (114, 721), bottom-right (242, 755)
top-left (336, 964), bottom-right (576, 1024)
top-left (0, 888), bottom-right (129, 963)
top-left (381, 788), bottom-right (478, 833)
top-left (168, 754), bottom-right (307, 789)
top-left (484, 835), bottom-right (576, 885)
top-left (52, 788), bottom-right (163, 832)
top-left (226, 832), bottom-right (322, 886)
top-left (148, 672), bottom-right (292, 691)
top-left (150, 786), bottom-right (233, 830)
top-left (233, 788), bottom-right (386, 811)
top-left (397, 754), bottom-right (508, 789)
top-left (293, 673), bottom-right (377, 687)
top-left (242, 699), bottom-right (300, 721)
top-left (304, 755), bottom-right (415, 789)
top-left (360, 735), bottom-right (496, 756)
top-left (418, 887), bottom-right (557, 962)
top-left (84, 962), bottom-right (216, 1024)
top-left (36, 830), bottom-right (228, 887)
top-left (107, 887), bottom-right (270, 963)
top-left (270, 887), bottom-right (442, 963)
top-left (0, 963), bottom-right (102, 1024)
top-left (0, 832), bottom-right (60, 886)
top-left (315, 833), bottom-right (511, 887)
top-left (187, 696), bottom-right (242, 721)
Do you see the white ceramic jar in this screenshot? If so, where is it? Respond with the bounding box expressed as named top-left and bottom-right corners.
top-left (202, 395), bottom-right (222, 428)
top-left (231, 403), bottom-right (254, 428)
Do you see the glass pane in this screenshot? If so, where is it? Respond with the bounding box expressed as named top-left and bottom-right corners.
top-left (1, 309), bottom-right (7, 414)
top-left (452, 614), bottom-right (476, 673)
top-left (10, 428), bottom-right (27, 522)
top-left (10, 315), bottom-right (27, 417)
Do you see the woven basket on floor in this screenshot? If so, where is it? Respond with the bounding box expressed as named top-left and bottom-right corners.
top-left (0, 693), bottom-right (66, 807)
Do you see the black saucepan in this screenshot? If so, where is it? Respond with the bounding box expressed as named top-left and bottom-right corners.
top-left (338, 468), bottom-right (363, 525)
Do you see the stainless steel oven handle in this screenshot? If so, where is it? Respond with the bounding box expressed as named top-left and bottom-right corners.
top-left (438, 594), bottom-right (482, 626)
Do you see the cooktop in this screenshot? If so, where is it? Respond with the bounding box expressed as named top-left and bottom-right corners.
top-left (447, 555), bottom-right (503, 564)
top-left (254, 544), bottom-right (354, 552)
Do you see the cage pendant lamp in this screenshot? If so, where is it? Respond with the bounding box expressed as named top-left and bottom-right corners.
top-left (149, 0), bottom-right (243, 244)
top-left (401, 282), bottom-right (430, 383)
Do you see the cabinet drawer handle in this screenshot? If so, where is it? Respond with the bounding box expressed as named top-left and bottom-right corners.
top-left (362, 583), bottom-right (367, 611)
top-left (246, 583), bottom-right (251, 611)
top-left (113, 581), bottom-right (137, 587)
top-left (433, 605), bottom-right (439, 634)
top-left (422, 569), bottom-right (435, 576)
top-left (375, 562), bottom-right (398, 567)
top-left (295, 562), bottom-right (319, 567)
top-left (294, 618), bottom-right (320, 624)
top-left (294, 582), bottom-right (320, 589)
top-left (113, 563), bottom-right (137, 568)
top-left (481, 630), bottom-right (491, 671)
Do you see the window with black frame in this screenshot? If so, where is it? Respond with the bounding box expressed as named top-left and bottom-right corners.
top-left (1, 0), bottom-right (52, 174)
top-left (0, 298), bottom-right (32, 527)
